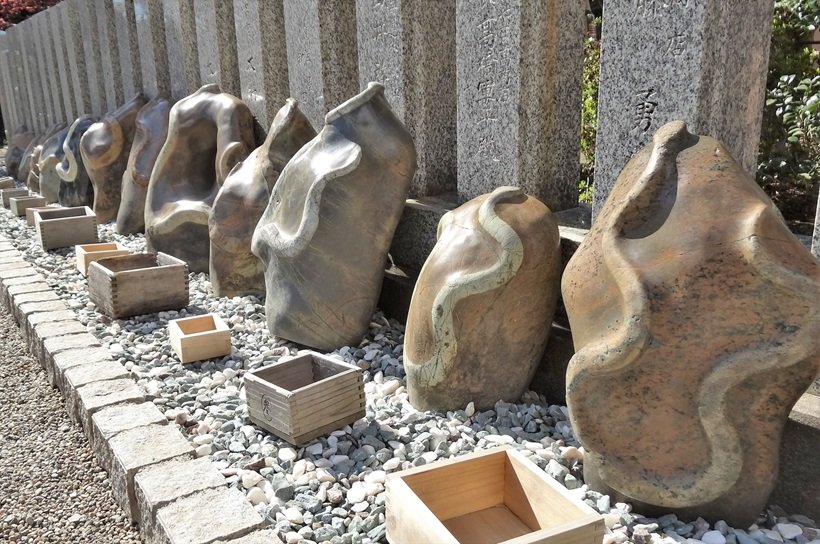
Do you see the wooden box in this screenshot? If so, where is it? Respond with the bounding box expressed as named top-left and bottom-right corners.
top-left (87, 252), bottom-right (189, 319)
top-left (75, 242), bottom-right (130, 276)
top-left (26, 206), bottom-right (55, 226)
top-left (0, 177), bottom-right (16, 189)
top-left (386, 447), bottom-right (604, 544)
top-left (34, 206), bottom-right (98, 250)
top-left (1, 188), bottom-right (29, 208)
top-left (246, 351), bottom-right (365, 445)
top-left (169, 313), bottom-right (231, 363)
top-left (10, 195), bottom-right (47, 217)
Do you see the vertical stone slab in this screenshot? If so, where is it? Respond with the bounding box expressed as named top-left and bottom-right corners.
top-left (61, 0), bottom-right (93, 116)
top-left (112, 0), bottom-right (143, 99)
top-left (592, 0), bottom-right (775, 218)
top-left (194, 0), bottom-right (240, 97)
top-left (35, 12), bottom-right (65, 126)
top-left (134, 0), bottom-right (171, 98)
top-left (96, 0), bottom-right (124, 110)
top-left (77, 0), bottom-right (106, 116)
top-left (812, 191), bottom-right (820, 260)
top-left (163, 0), bottom-right (200, 100)
top-left (233, 0), bottom-right (289, 137)
top-left (356, 0), bottom-right (456, 198)
top-left (30, 14), bottom-right (57, 128)
top-left (0, 34), bottom-right (19, 132)
top-left (12, 24), bottom-right (47, 131)
top-left (455, 0), bottom-right (585, 211)
top-left (48, 7), bottom-right (76, 122)
top-left (8, 34), bottom-right (32, 130)
top-left (283, 0), bottom-right (359, 128)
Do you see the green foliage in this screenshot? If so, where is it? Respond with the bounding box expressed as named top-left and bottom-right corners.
top-left (579, 36), bottom-right (600, 204)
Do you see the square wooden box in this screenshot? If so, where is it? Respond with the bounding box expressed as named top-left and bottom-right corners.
top-left (0, 177), bottom-right (16, 189)
top-left (75, 242), bottom-right (130, 276)
top-left (87, 252), bottom-right (189, 319)
top-left (10, 195), bottom-right (47, 217)
top-left (169, 313), bottom-right (231, 364)
top-left (34, 206), bottom-right (98, 250)
top-left (246, 352), bottom-right (365, 445)
top-left (26, 206), bottom-right (55, 226)
top-left (1, 188), bottom-right (29, 208)
top-left (386, 447), bottom-right (604, 544)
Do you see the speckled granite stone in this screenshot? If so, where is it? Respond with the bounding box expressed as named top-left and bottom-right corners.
top-left (163, 0), bottom-right (200, 101)
top-left (9, 23), bottom-right (46, 131)
top-left (456, 1), bottom-right (584, 212)
top-left (389, 193), bottom-right (457, 270)
top-left (356, 0), bottom-right (457, 198)
top-left (23, 14), bottom-right (53, 129)
top-left (112, 0), bottom-right (142, 99)
top-left (32, 13), bottom-right (63, 126)
top-left (134, 0), bottom-right (170, 98)
top-left (0, 40), bottom-right (20, 131)
top-left (812, 193), bottom-right (819, 259)
top-left (233, 0), bottom-right (289, 138)
top-left (46, 8), bottom-right (74, 122)
top-left (282, 0), bottom-right (359, 128)
top-left (60, 1), bottom-right (92, 116)
top-left (94, 0), bottom-right (123, 111)
top-left (194, 0), bottom-right (240, 98)
top-left (77, 0), bottom-right (105, 116)
top-left (592, 0), bottom-right (775, 220)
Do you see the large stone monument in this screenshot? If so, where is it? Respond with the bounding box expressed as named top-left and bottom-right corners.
top-left (404, 186), bottom-right (562, 412)
top-left (563, 121), bottom-right (820, 526)
top-left (134, 0), bottom-right (170, 98)
top-left (57, 116), bottom-right (97, 208)
top-left (80, 93), bottom-right (147, 224)
top-left (145, 84), bottom-right (255, 273)
top-left (252, 83), bottom-right (416, 350)
top-left (162, 0), bottom-right (200, 100)
top-left (592, 0), bottom-right (775, 219)
top-left (209, 99), bottom-right (315, 298)
top-left (112, 0), bottom-right (143, 99)
top-left (38, 127), bottom-right (70, 203)
top-left (117, 95), bottom-right (172, 235)
top-left (60, 0), bottom-right (92, 116)
top-left (194, 0), bottom-right (240, 98)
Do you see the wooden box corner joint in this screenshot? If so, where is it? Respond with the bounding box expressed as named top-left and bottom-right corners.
top-left (34, 206), bottom-right (98, 250)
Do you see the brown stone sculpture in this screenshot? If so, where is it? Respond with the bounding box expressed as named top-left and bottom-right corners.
top-left (80, 93), bottom-right (147, 224)
top-left (26, 145), bottom-right (42, 193)
top-left (562, 121), bottom-right (820, 527)
top-left (56, 116), bottom-right (97, 208)
top-left (117, 95), bottom-right (172, 235)
top-left (17, 124), bottom-right (60, 184)
top-left (209, 99), bottom-right (316, 298)
top-left (252, 82), bottom-right (417, 350)
top-left (6, 127), bottom-right (34, 179)
top-left (145, 84), bottom-right (255, 272)
top-left (404, 186), bottom-right (561, 412)
top-left (38, 127), bottom-right (70, 203)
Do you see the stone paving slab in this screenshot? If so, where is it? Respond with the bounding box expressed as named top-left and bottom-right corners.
top-left (42, 332), bottom-right (102, 374)
top-left (27, 309), bottom-right (80, 355)
top-left (74, 377), bottom-right (144, 430)
top-left (12, 290), bottom-right (60, 323)
top-left (16, 299), bottom-right (69, 336)
top-left (215, 530), bottom-right (284, 544)
top-left (64, 360), bottom-right (131, 422)
top-left (52, 345), bottom-right (114, 391)
top-left (3, 281), bottom-right (50, 313)
top-left (90, 402), bottom-right (166, 454)
top-left (0, 273), bottom-right (47, 304)
top-left (30, 319), bottom-right (87, 367)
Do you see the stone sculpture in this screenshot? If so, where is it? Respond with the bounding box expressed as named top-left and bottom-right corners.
top-left (145, 84), bottom-right (255, 273)
top-left (252, 82), bottom-right (417, 350)
top-left (209, 99), bottom-right (316, 298)
top-left (117, 95), bottom-right (172, 235)
top-left (26, 145), bottom-right (42, 193)
top-left (18, 124), bottom-right (64, 185)
top-left (404, 186), bottom-right (561, 412)
top-left (57, 117), bottom-right (97, 208)
top-left (38, 127), bottom-right (70, 203)
top-left (80, 94), bottom-right (148, 224)
top-left (562, 121), bottom-right (820, 527)
top-left (6, 127), bottom-right (34, 179)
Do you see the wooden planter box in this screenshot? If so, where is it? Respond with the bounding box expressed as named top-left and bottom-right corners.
top-left (246, 351), bottom-right (365, 445)
top-left (34, 206), bottom-right (98, 250)
top-left (169, 313), bottom-right (231, 363)
top-left (26, 206), bottom-right (55, 226)
top-left (10, 195), bottom-right (47, 217)
top-left (1, 188), bottom-right (29, 208)
top-left (386, 446), bottom-right (604, 544)
top-left (87, 252), bottom-right (189, 319)
top-left (0, 177), bottom-right (15, 189)
top-left (75, 242), bottom-right (130, 276)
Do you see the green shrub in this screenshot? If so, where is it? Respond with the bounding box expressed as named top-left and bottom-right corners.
top-left (579, 36), bottom-right (600, 204)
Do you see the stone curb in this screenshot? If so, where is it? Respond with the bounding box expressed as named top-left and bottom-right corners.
top-left (0, 224), bottom-right (271, 544)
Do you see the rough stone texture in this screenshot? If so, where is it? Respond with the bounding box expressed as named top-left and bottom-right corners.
top-left (112, 0), bottom-right (143, 99)
top-left (563, 121), bottom-right (820, 527)
top-left (74, 377), bottom-right (144, 430)
top-left (56, 116), bottom-right (96, 208)
top-left (0, 273), bottom-right (44, 306)
top-left (21, 16), bottom-right (52, 130)
top-left (16, 299), bottom-right (68, 335)
top-left (90, 401), bottom-right (166, 454)
top-left (252, 83), bottom-right (416, 350)
top-left (64, 360), bottom-right (131, 424)
top-left (107, 424), bottom-right (193, 521)
top-left (233, 0), bottom-right (289, 139)
top-left (209, 99), bottom-right (315, 298)
top-left (8, 25), bottom-right (44, 132)
top-left (77, 0), bottom-right (105, 116)
top-left (95, 0), bottom-right (124, 110)
top-left (134, 0), bottom-right (170, 98)
top-left (59, 1), bottom-right (92, 116)
top-left (37, 126), bottom-right (70, 203)
top-left (214, 530), bottom-right (285, 544)
top-left (592, 0), bottom-right (775, 219)
top-left (812, 190), bottom-right (819, 259)
top-left (80, 93), bottom-right (147, 223)
top-left (29, 318), bottom-right (87, 366)
top-left (163, 0), bottom-right (200, 101)
top-left (356, 0), bottom-right (456, 198)
top-left (47, 7), bottom-right (75, 123)
top-left (0, 36), bottom-right (20, 132)
top-left (34, 12), bottom-right (64, 126)
top-left (25, 308), bottom-right (75, 343)
top-left (32, 14), bottom-right (56, 127)
top-left (4, 282), bottom-right (50, 314)
top-left (405, 186), bottom-right (562, 411)
top-left (155, 487), bottom-right (263, 544)
top-left (282, 0), bottom-right (359, 128)
top-left (134, 457), bottom-right (227, 544)
top-left (117, 95), bottom-right (172, 234)
top-left (456, 0), bottom-right (584, 211)
top-left (145, 84), bottom-right (255, 272)
top-left (194, 0), bottom-right (241, 98)
top-left (51, 345), bottom-right (113, 392)
top-left (42, 332), bottom-right (102, 374)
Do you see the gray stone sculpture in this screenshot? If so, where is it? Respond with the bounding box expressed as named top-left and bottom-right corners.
top-left (145, 84), bottom-right (255, 273)
top-left (26, 145), bottom-right (42, 193)
top-left (404, 186), bottom-right (562, 412)
top-left (57, 116), bottom-right (97, 208)
top-left (209, 99), bottom-right (316, 298)
top-left (6, 127), bottom-right (34, 179)
top-left (252, 82), bottom-right (417, 350)
top-left (38, 127), bottom-right (70, 203)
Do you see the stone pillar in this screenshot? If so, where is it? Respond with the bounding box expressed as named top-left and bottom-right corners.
top-left (48, 7), bottom-right (76, 122)
top-left (0, 34), bottom-right (19, 133)
top-left (356, 0), bottom-right (457, 199)
top-left (95, 0), bottom-right (124, 110)
top-left (6, 32), bottom-right (32, 130)
top-left (77, 0), bottom-right (106, 116)
top-left (455, 0), bottom-right (584, 212)
top-left (194, 0), bottom-right (240, 98)
top-left (812, 190), bottom-right (820, 260)
top-left (592, 0), bottom-right (775, 219)
top-left (282, 0), bottom-right (359, 128)
top-left (134, 0), bottom-right (171, 98)
top-left (10, 24), bottom-right (46, 131)
top-left (35, 12), bottom-right (65, 126)
top-left (163, 0), bottom-right (200, 100)
top-left (61, 0), bottom-right (93, 116)
top-left (112, 0), bottom-right (143, 99)
top-left (30, 14), bottom-right (57, 128)
top-left (233, 0), bottom-right (289, 137)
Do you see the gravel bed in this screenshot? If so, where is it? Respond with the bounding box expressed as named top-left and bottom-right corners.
top-left (0, 199), bottom-right (817, 544)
